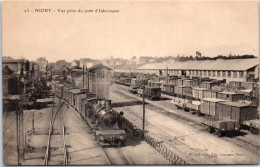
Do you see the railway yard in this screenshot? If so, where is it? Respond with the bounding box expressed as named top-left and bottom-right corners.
top-left (3, 62), bottom-right (260, 165)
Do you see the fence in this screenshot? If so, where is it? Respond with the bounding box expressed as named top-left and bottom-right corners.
top-left (143, 132), bottom-right (188, 165)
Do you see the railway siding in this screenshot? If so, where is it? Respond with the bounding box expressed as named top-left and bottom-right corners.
top-left (111, 84), bottom-right (260, 164)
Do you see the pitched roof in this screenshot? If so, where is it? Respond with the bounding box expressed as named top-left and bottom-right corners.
top-left (219, 101), bottom-right (252, 107)
top-left (88, 63), bottom-right (112, 72)
top-left (136, 58), bottom-right (259, 71)
top-left (2, 65), bottom-right (14, 75)
top-left (69, 89), bottom-right (81, 94)
top-left (202, 98), bottom-right (226, 102)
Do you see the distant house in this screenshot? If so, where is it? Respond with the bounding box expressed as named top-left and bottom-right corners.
top-left (2, 59), bottom-right (30, 75)
top-left (36, 57), bottom-right (48, 72)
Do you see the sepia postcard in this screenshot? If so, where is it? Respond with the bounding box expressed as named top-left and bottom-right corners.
top-left (2, 0), bottom-right (260, 165)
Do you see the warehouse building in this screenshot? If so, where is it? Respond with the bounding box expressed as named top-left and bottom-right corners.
top-left (135, 59), bottom-right (259, 83)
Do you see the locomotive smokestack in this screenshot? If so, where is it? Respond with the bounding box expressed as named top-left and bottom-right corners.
top-left (105, 100), bottom-right (111, 112)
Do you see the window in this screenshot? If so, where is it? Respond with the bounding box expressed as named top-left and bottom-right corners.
top-left (212, 71), bottom-right (215, 77)
top-left (208, 71), bottom-right (211, 76)
top-left (233, 71), bottom-right (237, 78)
top-left (97, 71), bottom-right (105, 79)
top-left (196, 71), bottom-right (198, 75)
top-left (217, 71), bottom-right (220, 77)
top-left (228, 71), bottom-right (231, 78)
top-left (203, 71), bottom-right (206, 76)
top-left (239, 71), bottom-right (243, 78)
top-left (222, 71), bottom-right (226, 77)
top-left (200, 71), bottom-right (202, 76)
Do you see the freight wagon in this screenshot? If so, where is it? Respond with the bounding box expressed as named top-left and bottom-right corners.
top-left (161, 83), bottom-right (175, 95)
top-left (217, 91), bottom-right (245, 102)
top-left (201, 98), bottom-right (226, 116)
top-left (130, 79), bottom-right (143, 88)
top-left (144, 87), bottom-right (161, 100)
top-left (201, 116), bottom-right (239, 136)
top-left (129, 79), bottom-right (147, 94)
top-left (229, 81), bottom-right (242, 88)
top-left (200, 81), bottom-right (217, 90)
top-left (69, 88), bottom-right (81, 107)
top-left (55, 83), bottom-right (65, 98)
top-left (241, 82), bottom-right (255, 90)
top-left (252, 85), bottom-right (259, 98)
top-left (171, 97), bottom-right (188, 109)
top-left (203, 89), bottom-right (219, 99)
top-left (183, 80), bottom-right (199, 87)
top-left (174, 86), bottom-right (185, 97)
top-left (185, 101), bottom-right (201, 114)
top-left (118, 77), bottom-right (133, 86)
top-left (168, 78), bottom-right (178, 85)
top-left (241, 119), bottom-right (259, 134)
top-left (75, 94), bottom-right (87, 113)
top-left (182, 86), bottom-right (193, 99)
top-left (62, 84), bottom-right (76, 103)
top-left (177, 79), bottom-right (185, 86)
top-left (148, 81), bottom-right (162, 88)
top-left (192, 87), bottom-right (207, 100)
top-left (215, 101), bottom-right (258, 124)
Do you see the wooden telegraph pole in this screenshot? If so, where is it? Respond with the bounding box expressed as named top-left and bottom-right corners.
top-left (166, 66), bottom-right (169, 83)
top-left (87, 66), bottom-right (89, 91)
top-left (16, 101), bottom-right (20, 165)
top-left (142, 81), bottom-right (145, 139)
top-left (82, 66), bottom-right (85, 89)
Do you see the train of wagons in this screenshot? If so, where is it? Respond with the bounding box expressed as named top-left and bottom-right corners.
top-left (54, 82), bottom-right (140, 147)
top-left (115, 74), bottom-right (259, 136)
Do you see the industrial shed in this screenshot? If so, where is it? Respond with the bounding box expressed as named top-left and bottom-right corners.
top-left (135, 59), bottom-right (259, 83)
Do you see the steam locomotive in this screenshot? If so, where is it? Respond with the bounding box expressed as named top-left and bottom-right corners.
top-left (56, 83), bottom-right (127, 147)
top-left (92, 100), bottom-right (126, 146)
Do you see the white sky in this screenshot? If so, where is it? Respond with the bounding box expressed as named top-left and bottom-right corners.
top-left (2, 0), bottom-right (259, 63)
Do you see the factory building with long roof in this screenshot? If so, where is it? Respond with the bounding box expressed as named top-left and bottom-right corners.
top-left (135, 58), bottom-right (259, 83)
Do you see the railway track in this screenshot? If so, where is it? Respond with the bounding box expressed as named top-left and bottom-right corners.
top-left (43, 99), bottom-right (68, 165)
top-left (101, 147), bottom-right (132, 165)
